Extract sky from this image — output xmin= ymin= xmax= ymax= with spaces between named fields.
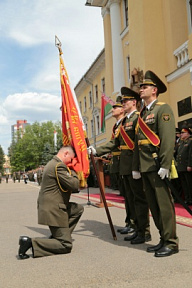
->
xmin=0 ymin=0 xmax=104 ymax=154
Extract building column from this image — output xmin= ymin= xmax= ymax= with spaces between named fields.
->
xmin=108 ymin=0 xmax=124 ymax=93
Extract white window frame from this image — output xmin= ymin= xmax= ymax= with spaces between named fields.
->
xmin=186 ymin=0 xmax=192 ymax=34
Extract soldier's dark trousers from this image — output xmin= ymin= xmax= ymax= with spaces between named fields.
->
xmin=123 ymin=174 xmax=150 ymax=236
xmin=178 ymin=171 xmax=192 ymax=204
xmin=32 ymin=203 xmax=84 ymax=258
xmin=142 ymin=171 xmax=179 ymax=249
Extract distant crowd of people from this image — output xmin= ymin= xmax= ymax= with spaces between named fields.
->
xmin=0 ymin=166 xmax=44 ymax=186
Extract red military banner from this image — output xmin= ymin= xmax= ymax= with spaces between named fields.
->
xmin=58 ymin=49 xmax=89 ymax=187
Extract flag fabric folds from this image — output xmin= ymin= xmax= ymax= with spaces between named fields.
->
xmin=101 ymin=93 xmax=115 ymax=132
xmin=59 ymin=51 xmax=89 ymax=187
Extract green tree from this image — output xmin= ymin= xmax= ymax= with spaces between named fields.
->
xmin=9 ymin=121 xmax=63 ymax=171
xmin=0 ymin=145 xmax=5 ymax=173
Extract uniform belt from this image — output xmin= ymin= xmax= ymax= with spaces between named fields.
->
xmin=138 ymin=139 xmax=151 ymax=145
xmin=112 ymin=151 xmax=121 ymax=156
xmin=120 ymin=145 xmax=129 ymax=150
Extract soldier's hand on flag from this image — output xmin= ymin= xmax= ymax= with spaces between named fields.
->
xmin=132 ymin=171 xmax=141 ymax=179
xmin=87 ymin=146 xmax=97 ymax=156
xmin=158 ymin=168 xmax=169 ymax=179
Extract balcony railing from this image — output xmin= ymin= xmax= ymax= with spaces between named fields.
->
xmin=174 ymin=41 xmax=189 ymax=68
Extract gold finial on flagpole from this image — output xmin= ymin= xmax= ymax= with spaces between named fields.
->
xmin=55 ymin=35 xmax=62 ymax=55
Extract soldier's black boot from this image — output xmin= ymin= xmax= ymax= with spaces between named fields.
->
xmin=18 ymin=236 xmax=32 ymax=259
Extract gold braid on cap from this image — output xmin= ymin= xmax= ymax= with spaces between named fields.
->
xmin=122 ymin=95 xmax=135 ymax=99
xmin=141 ymin=80 xmax=157 ymax=86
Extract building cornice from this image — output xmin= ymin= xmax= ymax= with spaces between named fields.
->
xmin=74 ymin=49 xmax=105 ymax=95
xmin=108 ymin=0 xmax=121 ymax=6
xmin=85 ymin=0 xmax=108 ymax=8
xmin=166 ymin=60 xmax=192 ymax=83
xmin=101 ymin=6 xmax=110 ymax=18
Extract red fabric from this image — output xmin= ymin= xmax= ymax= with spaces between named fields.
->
xmin=138 ymin=109 xmax=160 ymax=146
xmin=174 ymin=203 xmax=192 ymax=219
xmin=59 ymin=54 xmax=89 ymax=185
xmin=78 ymin=192 xmax=192 ymax=227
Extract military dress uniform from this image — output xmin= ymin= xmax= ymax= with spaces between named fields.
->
xmin=12 ymin=172 xmax=16 ymax=183
xmin=37 ymin=167 xmax=43 ymax=185
xmin=133 ymin=70 xmax=179 ymax=256
xmin=30 ymin=155 xmax=84 ymax=258
xmin=176 ymin=128 xmax=192 ymax=205
xmin=171 ymin=129 xmax=183 ymax=202
xmin=97 ymin=89 xmax=150 ymax=243
xmin=17 ymin=172 xmax=21 ymax=183
xmin=6 ymin=174 xmax=9 ymax=183
xmin=109 ymin=121 xmax=123 ymax=193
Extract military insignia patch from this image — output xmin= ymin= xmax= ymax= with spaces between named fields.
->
xmin=162 ymin=114 xmax=170 ymax=121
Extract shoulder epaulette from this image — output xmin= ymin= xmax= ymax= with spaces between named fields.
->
xmin=135 ymin=111 xmax=140 ymax=115
xmin=156 ymin=102 xmax=165 ymax=106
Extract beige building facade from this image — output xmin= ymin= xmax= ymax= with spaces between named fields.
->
xmin=75 ymin=0 xmax=192 ymax=147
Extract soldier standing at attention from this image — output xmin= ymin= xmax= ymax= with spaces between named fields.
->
xmin=6 ymin=173 xmax=9 ymax=183
xmin=176 ymin=125 xmax=192 ymax=205
xmin=12 ymin=172 xmax=16 ymax=183
xmin=109 ymin=97 xmax=124 ymax=194
xmin=37 ymin=166 xmax=43 ymax=186
xmin=17 ymin=171 xmax=21 ymax=183
xmin=88 ymin=89 xmax=151 ymax=244
xmin=133 ymin=70 xmax=179 ymax=257
xmin=18 ymin=146 xmax=84 ymax=259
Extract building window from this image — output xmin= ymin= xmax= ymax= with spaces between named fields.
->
xmin=89 ymin=90 xmax=92 ymax=108
xmin=85 ymin=123 xmax=88 ymax=135
xmin=79 ymin=101 xmax=82 ymax=113
xmin=95 ymin=85 xmax=98 ymax=103
xmin=84 ymin=96 xmax=87 ymax=112
xmin=101 ymin=78 xmax=105 ymax=93
xmin=91 ymin=119 xmax=94 ymax=137
xmin=127 ymin=56 xmax=131 ymax=83
xmin=96 ymin=115 xmax=100 ymax=135
xmin=124 ymin=0 xmax=128 ymax=27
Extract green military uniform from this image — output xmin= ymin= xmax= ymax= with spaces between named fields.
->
xmin=37 ymin=167 xmax=43 ymax=185
xmin=0 ymin=172 xmax=2 ymax=183
xmin=133 ymin=70 xmax=179 ymax=254
xmin=31 ymin=155 xmax=84 ymax=258
xmin=28 ymin=171 xmax=34 ymax=182
xmin=6 ymin=174 xmax=9 ymax=183
xmin=176 ymin=127 xmax=192 ymax=205
xmin=109 ymin=121 xmax=123 ymax=192
xmin=12 ymin=172 xmax=16 ymax=183
xmin=171 ymin=128 xmax=182 ymax=202
xmin=97 ymin=89 xmax=150 ymax=242
xmin=17 ymin=172 xmax=21 ymax=183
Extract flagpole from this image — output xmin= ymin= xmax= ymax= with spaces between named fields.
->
xmin=85 ymin=138 xmax=117 ymax=240
xmin=55 ymin=36 xmax=117 ymax=240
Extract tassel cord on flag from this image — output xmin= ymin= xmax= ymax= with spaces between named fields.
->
xmin=86 ymin=138 xmax=117 ymax=240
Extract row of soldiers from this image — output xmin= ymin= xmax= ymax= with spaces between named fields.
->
xmin=173 ymin=126 xmax=192 ymax=205
xmin=23 ymin=166 xmax=44 ymax=185
xmin=88 ymin=70 xmax=179 ymax=258
xmin=8 ymin=167 xmax=44 ymax=185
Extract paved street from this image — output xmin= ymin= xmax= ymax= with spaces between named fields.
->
xmin=0 ymin=179 xmax=192 ymax=288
